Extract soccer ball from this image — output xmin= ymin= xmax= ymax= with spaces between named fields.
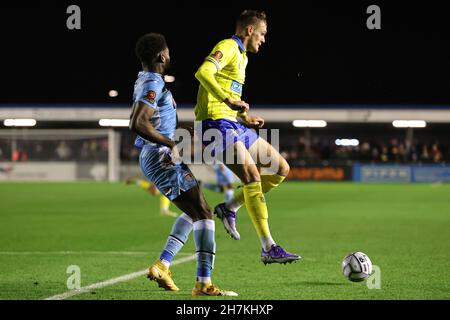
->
xmin=342 ymin=252 xmax=373 ymax=282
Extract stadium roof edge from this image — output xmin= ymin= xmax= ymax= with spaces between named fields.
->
xmin=1 ymin=106 xmax=450 ymax=123
xmin=1 ymin=103 xmax=450 ymax=110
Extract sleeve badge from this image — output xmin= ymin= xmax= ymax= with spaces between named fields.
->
xmin=145 ymin=90 xmax=156 ymax=104
xmin=210 ymin=50 xmax=223 ymax=62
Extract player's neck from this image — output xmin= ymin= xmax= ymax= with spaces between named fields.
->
xmin=234 ymin=34 xmax=248 ymax=51
xmin=143 ymin=64 xmax=165 ymax=75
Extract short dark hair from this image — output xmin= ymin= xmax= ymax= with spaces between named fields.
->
xmin=236 ymin=10 xmax=267 ymax=30
xmin=135 ymin=33 xmax=167 ymax=67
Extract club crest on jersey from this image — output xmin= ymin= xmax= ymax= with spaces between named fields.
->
xmin=210 ymin=50 xmax=223 ymax=62
xmin=145 ymin=90 xmax=156 ymax=103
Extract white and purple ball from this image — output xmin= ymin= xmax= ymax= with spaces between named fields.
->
xmin=342 ymin=252 xmax=373 ymax=282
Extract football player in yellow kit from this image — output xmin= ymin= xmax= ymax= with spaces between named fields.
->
xmin=194 ymin=10 xmax=300 ymax=265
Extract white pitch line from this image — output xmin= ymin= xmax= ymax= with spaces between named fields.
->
xmin=0 ymin=251 xmax=192 ymax=256
xmin=44 ymin=254 xmax=196 ymax=300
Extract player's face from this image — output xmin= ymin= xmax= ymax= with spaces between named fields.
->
xmin=161 ymin=47 xmax=171 ymax=71
xmin=248 ymin=21 xmax=267 ymax=53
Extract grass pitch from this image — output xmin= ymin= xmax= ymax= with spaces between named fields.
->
xmin=0 ymin=182 xmax=449 ymax=300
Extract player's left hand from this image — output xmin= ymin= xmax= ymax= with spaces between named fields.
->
xmin=242 ymin=115 xmax=265 ymax=129
xmin=171 ymin=145 xmax=182 ymax=165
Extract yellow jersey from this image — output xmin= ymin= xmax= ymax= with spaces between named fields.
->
xmin=194 ymin=36 xmax=248 ymax=121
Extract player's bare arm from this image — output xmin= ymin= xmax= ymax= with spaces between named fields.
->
xmin=129 ymin=101 xmax=175 ymax=149
xmin=223 ymin=97 xmax=250 ymax=113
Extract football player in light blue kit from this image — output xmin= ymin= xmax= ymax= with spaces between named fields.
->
xmin=129 ymin=33 xmax=237 ymax=296
xmin=202 ymin=162 xmax=236 ymax=202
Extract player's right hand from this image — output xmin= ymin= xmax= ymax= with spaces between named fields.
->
xmin=171 ymin=145 xmax=182 ymax=165
xmin=224 ymin=98 xmax=249 ymax=113
xmin=242 ymin=115 xmax=265 ymax=129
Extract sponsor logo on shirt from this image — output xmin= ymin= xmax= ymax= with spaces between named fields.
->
xmin=230 ymin=81 xmax=243 ymax=95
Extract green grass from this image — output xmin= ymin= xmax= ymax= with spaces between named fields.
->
xmin=0 ymin=182 xmax=449 ymax=300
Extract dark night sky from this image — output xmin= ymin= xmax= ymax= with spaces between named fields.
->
xmin=0 ymin=1 xmax=449 ymax=105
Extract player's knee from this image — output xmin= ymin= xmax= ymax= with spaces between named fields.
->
xmin=243 ymin=170 xmax=261 ymax=184
xmin=197 ymin=199 xmax=213 ymax=219
xmin=250 ymin=170 xmax=261 ymax=182
xmin=199 ymin=207 xmax=213 ymax=220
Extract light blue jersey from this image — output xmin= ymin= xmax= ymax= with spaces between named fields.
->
xmin=133 ymin=71 xmax=177 ymax=149
xmin=132 ymin=71 xmax=197 ymax=201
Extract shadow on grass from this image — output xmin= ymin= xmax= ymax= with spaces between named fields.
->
xmin=297 ymin=281 xmax=347 ymax=286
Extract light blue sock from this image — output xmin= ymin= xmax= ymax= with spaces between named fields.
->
xmin=159 ymin=213 xmax=193 ymax=265
xmin=193 ymin=219 xmax=216 ymax=284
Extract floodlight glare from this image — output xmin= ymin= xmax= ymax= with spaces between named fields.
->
xmin=292 ymin=120 xmax=327 ymax=128
xmin=99 ymin=119 xmax=130 ymax=127
xmin=108 ymin=90 xmax=119 ymax=97
xmin=392 ymin=120 xmax=426 ymax=128
xmin=335 ymin=139 xmax=359 ymax=147
xmin=4 ymin=119 xmax=37 ymax=127
xmin=164 ymin=75 xmax=175 ymax=83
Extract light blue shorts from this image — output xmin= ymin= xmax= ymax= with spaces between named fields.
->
xmin=139 ymin=144 xmax=198 ymax=201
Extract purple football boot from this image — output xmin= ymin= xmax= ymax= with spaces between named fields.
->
xmin=261 ymin=244 xmax=301 ymax=265
xmin=214 ymin=203 xmax=240 ymax=240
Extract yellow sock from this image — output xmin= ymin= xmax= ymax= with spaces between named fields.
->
xmin=243 ymin=182 xmax=271 ymax=238
xmin=137 ymin=179 xmax=151 ymax=190
xmin=160 ymin=195 xmax=171 ymax=211
xmin=234 ymin=174 xmax=286 ymax=206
